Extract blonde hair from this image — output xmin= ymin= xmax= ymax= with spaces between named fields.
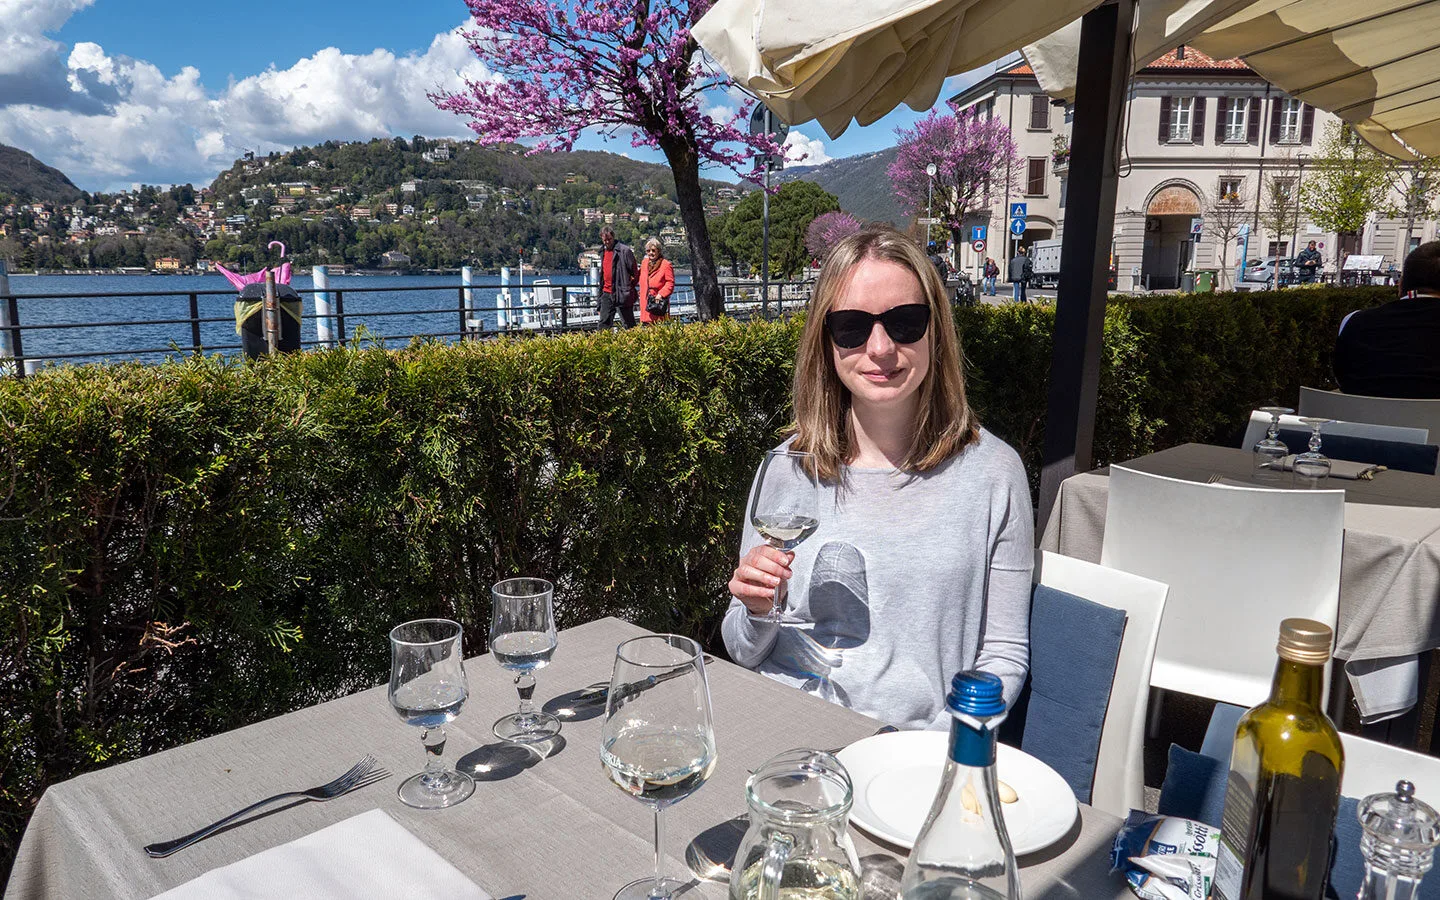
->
xmin=791 ymin=226 xmax=979 ymax=480
xmin=644 ymin=238 xmax=664 ymax=256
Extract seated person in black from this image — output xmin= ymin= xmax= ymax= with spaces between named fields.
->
xmin=1334 ymin=240 xmax=1440 ymax=398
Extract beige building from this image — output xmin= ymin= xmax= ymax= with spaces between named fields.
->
xmin=949 ymin=50 xmax=1437 ymax=290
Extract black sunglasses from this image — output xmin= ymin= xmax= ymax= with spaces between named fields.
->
xmin=824 ymin=304 xmax=932 ymax=349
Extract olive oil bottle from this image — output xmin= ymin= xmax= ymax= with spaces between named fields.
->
xmin=1212 ymin=618 xmax=1345 ymax=900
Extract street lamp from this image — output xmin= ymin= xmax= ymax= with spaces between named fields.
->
xmin=925 ymin=163 xmax=937 ymax=245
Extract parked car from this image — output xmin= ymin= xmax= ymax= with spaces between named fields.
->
xmin=1233 ymin=257 xmax=1297 ymax=291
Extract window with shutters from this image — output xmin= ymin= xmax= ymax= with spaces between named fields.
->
xmin=1029 ymin=93 xmax=1051 ymax=130
xmin=1026 ymin=158 xmax=1046 ymax=195
xmin=1273 ymin=176 xmax=1296 ymax=204
xmin=1218 ymin=177 xmax=1244 ymax=203
xmin=1223 ymin=99 xmax=1248 ymax=143
xmin=1278 ymin=99 xmax=1303 ymax=143
xmin=1170 ymin=97 xmax=1193 ymax=143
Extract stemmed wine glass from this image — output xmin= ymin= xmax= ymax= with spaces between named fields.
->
xmin=748 ymin=448 xmax=820 ymax=624
xmin=388 ymin=618 xmax=476 ymax=809
xmin=1253 ymin=406 xmax=1295 ymax=475
xmin=601 ymin=635 xmax=716 ymax=900
xmin=490 ymin=577 xmax=562 ymax=743
xmin=1294 ymin=417 xmax=1337 ymax=485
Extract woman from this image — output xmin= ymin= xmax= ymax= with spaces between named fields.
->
xmin=984 ymin=257 xmax=1000 ymax=296
xmin=723 ymin=226 xmax=1032 ymax=730
xmin=637 ymin=238 xmax=674 ymax=324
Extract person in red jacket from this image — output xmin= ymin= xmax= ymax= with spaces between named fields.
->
xmin=638 ymin=238 xmax=675 ymax=325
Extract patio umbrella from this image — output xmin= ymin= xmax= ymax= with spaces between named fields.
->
xmin=692 ymin=0 xmax=1101 ymax=137
xmin=1024 ymin=0 xmax=1440 ymax=158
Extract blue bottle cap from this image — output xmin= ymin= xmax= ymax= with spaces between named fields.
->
xmin=947 ymin=671 xmax=1006 ymax=718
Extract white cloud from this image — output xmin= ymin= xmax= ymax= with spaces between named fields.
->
xmin=782 ymin=131 xmax=831 ymax=167
xmin=0 ymin=13 xmax=492 ymax=191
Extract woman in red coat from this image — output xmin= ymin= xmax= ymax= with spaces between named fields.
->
xmin=638 ymin=238 xmax=675 ymax=324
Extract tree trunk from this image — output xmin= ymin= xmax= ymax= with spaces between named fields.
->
xmin=660 ymin=138 xmax=723 ymax=319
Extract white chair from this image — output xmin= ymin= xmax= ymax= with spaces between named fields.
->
xmin=1100 ymin=466 xmax=1344 ymax=709
xmin=1300 ymin=386 xmax=1440 ymax=443
xmin=1340 ymin=732 xmax=1440 ymax=800
xmin=1033 ymin=550 xmax=1169 ymax=820
xmin=1240 ymin=410 xmax=1428 ymax=450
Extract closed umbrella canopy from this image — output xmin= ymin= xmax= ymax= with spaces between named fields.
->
xmin=1025 ymin=0 xmax=1440 ymax=159
xmin=692 ymin=0 xmax=1102 ymax=137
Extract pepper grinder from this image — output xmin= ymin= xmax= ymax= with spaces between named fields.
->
xmin=1357 ymin=780 xmax=1440 ymax=900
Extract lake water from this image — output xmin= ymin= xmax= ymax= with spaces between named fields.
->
xmin=0 ymin=272 xmax=629 ymax=367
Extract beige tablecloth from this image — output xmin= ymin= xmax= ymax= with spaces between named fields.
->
xmin=1040 ymin=444 xmax=1440 ymax=722
xmin=5 ymin=618 xmax=1131 ymax=900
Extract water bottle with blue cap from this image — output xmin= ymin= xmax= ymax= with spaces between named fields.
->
xmin=899 ymin=671 xmax=1021 ymax=899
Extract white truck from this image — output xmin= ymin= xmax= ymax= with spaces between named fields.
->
xmin=1029 ymin=238 xmax=1063 ymax=288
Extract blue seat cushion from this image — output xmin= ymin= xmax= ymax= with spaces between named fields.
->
xmin=1276 ymin=427 xmax=1439 ymax=476
xmin=1007 ymin=584 xmax=1126 ymax=805
xmin=1158 ymin=744 xmax=1227 ymax=828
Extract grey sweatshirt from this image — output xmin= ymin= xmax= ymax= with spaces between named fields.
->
xmin=722 ymin=428 xmax=1034 ymax=730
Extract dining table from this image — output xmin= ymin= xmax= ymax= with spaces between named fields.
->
xmin=4 ymin=617 xmax=1133 ymax=900
xmin=1039 ymin=442 xmax=1440 ymax=730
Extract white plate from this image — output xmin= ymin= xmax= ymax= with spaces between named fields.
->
xmin=836 ymin=730 xmax=1078 ymax=855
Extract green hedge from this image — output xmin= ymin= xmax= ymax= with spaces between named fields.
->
xmin=0 ymin=285 xmax=1396 ymax=876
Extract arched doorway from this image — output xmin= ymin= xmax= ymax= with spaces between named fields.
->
xmin=1142 ymin=184 xmax=1201 ymax=290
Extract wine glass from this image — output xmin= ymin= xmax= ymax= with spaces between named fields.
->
xmin=1293 ymin=417 xmax=1336 ymax=485
xmin=388 ymin=618 xmax=476 ymax=809
xmin=1253 ymin=406 xmax=1295 ymax=476
xmin=601 ymin=635 xmax=716 ymax=900
xmin=490 ymin=577 xmax=562 ymax=743
xmin=748 ymin=448 xmax=820 ymax=625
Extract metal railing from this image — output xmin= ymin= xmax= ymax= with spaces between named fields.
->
xmin=0 ymin=276 xmax=815 ymax=376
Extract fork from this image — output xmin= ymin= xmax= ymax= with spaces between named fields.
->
xmin=144 ymin=755 xmax=390 ymax=858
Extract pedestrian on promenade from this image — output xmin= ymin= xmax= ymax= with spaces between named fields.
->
xmin=1295 ymin=240 xmax=1323 ymax=284
xmin=638 ymin=238 xmax=674 ymax=325
xmin=983 ymin=257 xmax=999 ymax=296
xmin=1008 ymin=246 xmax=1032 ymax=303
xmin=722 ymin=225 xmax=1032 ymax=728
xmin=598 ymin=226 xmax=638 ymax=329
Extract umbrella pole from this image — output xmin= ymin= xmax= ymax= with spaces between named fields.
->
xmin=1038 ymin=0 xmax=1135 ymax=530
xmin=263 ymin=268 xmax=279 ymax=356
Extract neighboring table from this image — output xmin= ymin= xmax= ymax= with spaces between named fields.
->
xmin=5 ymin=617 xmax=1130 ymax=900
xmin=1040 ymin=443 xmax=1440 ymax=725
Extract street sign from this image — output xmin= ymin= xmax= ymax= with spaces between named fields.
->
xmin=747 ymin=104 xmax=789 ymax=143
xmin=969 ymin=225 xmax=987 ymax=242
xmin=917 ymin=217 xmax=941 ymax=225
xmin=1190 ymin=217 xmax=1204 ymax=235
xmin=972 ymin=239 xmax=986 ymax=253
xmin=1009 ymin=218 xmax=1027 ymax=237
xmin=1010 ymin=202 xmax=1027 ymax=219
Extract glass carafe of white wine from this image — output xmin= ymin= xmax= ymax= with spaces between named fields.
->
xmin=729 ymin=748 xmax=862 ymax=900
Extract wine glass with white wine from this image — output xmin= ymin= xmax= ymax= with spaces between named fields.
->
xmin=600 ymin=635 xmax=716 ymax=900
xmin=748 ymin=448 xmax=820 ymax=625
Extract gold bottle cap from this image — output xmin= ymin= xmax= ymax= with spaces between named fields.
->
xmin=1277 ymin=618 xmax=1333 ymax=665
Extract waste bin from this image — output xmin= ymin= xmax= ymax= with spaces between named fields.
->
xmin=1180 ymin=271 xmax=1196 ymax=293
xmin=1195 ymin=270 xmax=1216 ymax=293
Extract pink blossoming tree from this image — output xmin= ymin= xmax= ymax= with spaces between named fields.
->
xmin=432 ymin=0 xmax=786 ymax=319
xmin=887 ymin=108 xmax=1020 ymax=254
xmin=804 ymin=211 xmax=864 ymax=263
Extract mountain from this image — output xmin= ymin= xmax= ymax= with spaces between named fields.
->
xmin=0 ymin=144 xmax=83 ymax=204
xmin=776 ymin=148 xmax=905 ymax=225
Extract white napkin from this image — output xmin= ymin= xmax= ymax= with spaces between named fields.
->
xmin=150 ymin=809 xmax=492 ymax=900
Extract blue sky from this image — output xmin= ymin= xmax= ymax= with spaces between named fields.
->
xmin=1 ymin=0 xmax=1000 ymax=191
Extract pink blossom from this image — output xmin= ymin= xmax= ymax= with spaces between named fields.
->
xmin=887 ymin=108 xmax=1021 ymax=239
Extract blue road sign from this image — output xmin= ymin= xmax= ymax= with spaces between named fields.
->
xmin=1009 ymin=218 xmax=1027 ymax=237
xmin=1009 ymin=202 xmax=1027 ymax=219
xmin=970 ymin=225 xmax=988 ymax=242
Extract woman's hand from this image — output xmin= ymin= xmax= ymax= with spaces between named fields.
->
xmin=728 ymin=544 xmax=795 ymax=615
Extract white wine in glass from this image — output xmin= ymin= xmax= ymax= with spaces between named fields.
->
xmin=748 ymin=449 xmax=820 ymax=624
xmin=600 ymin=635 xmax=716 ymax=900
